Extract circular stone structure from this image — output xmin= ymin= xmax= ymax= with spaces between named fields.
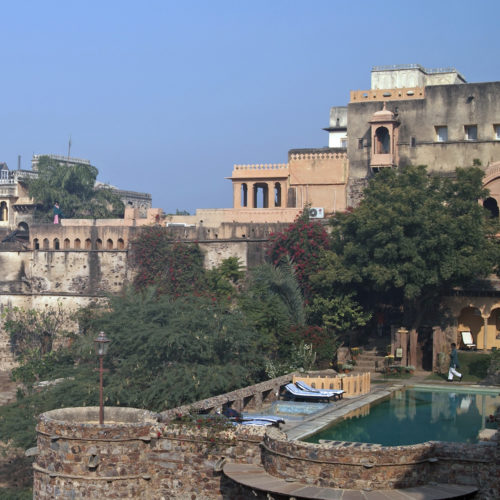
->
xmin=33 ymin=407 xmax=160 ymax=499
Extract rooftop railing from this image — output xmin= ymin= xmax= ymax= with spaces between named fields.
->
xmin=372 ymin=64 xmax=459 ymax=74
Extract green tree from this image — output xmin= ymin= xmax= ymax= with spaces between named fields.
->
xmin=240 ymin=261 xmax=305 ymax=359
xmin=27 ymin=155 xmax=124 ymax=221
xmin=0 ymin=289 xmax=267 ymax=449
xmin=327 ymin=165 xmax=500 ymax=334
xmin=206 ymin=257 xmax=245 ymax=301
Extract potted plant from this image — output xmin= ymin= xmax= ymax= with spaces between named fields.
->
xmin=342 ymin=362 xmax=354 ymax=373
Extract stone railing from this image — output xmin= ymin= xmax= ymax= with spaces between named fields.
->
xmin=484 ymin=162 xmax=500 ymax=185
xmin=350 ymin=87 xmax=425 ymax=102
xmin=289 ymin=151 xmax=347 ymax=161
xmin=233 ymin=163 xmax=288 ymax=171
xmin=292 ymin=373 xmax=370 ymax=397
xmin=160 ymin=374 xmax=293 ymax=421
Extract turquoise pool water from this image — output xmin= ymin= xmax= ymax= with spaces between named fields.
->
xmin=244 ymin=401 xmax=329 ymax=421
xmin=305 ymin=387 xmax=500 ymax=445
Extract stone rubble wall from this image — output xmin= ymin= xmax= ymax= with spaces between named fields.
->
xmin=261 ymin=427 xmax=499 ymax=496
xmin=33 ymin=406 xmax=269 ymax=499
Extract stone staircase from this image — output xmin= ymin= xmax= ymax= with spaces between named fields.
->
xmin=351 ymin=338 xmax=389 ymax=374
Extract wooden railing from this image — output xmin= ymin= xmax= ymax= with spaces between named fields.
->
xmin=292 ymin=372 xmax=370 ymax=397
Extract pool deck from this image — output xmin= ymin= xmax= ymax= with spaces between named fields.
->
xmin=283 ymin=379 xmax=500 ymax=441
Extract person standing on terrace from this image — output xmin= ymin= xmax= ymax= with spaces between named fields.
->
xmin=53 ymin=202 xmax=62 ymax=224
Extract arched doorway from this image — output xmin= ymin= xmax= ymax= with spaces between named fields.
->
xmin=457 ymin=307 xmax=483 ymax=349
xmin=483 ymin=197 xmax=499 ymax=218
xmin=0 ymin=201 xmax=8 ymax=222
xmin=375 ymin=126 xmax=390 ymax=154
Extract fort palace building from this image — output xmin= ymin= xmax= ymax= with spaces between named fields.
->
xmin=0 ymin=64 xmax=499 ymax=370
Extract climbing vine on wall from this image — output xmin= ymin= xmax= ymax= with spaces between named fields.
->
xmin=267 ymin=211 xmax=330 ymax=298
xmin=131 ymin=226 xmax=207 ymax=297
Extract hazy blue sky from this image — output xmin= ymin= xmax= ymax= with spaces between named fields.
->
xmin=1 ymin=1 xmax=499 ymax=213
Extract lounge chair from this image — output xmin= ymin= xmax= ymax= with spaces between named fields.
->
xmin=221 ymin=407 xmax=284 ymax=427
xmin=294 ymin=380 xmax=344 ymax=400
xmin=461 ymin=331 xmax=476 ymax=350
xmin=238 ymin=416 xmax=285 ymax=427
xmin=284 ymin=383 xmax=337 ymax=402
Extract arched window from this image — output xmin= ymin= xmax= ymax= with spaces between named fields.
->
xmin=43 ymin=238 xmax=49 ymax=250
xmin=74 ymin=238 xmax=81 ymax=249
xmin=483 ymin=197 xmax=499 ymax=218
xmin=375 ymin=126 xmax=390 ymax=154
xmin=85 ymin=238 xmax=92 ymax=250
xmin=117 ymin=238 xmax=125 ymax=250
xmin=0 ymin=201 xmax=8 ymax=222
xmin=96 ymin=238 xmax=102 ymax=250
xmin=18 ymin=222 xmax=29 ymax=232
xmin=33 ymin=238 xmax=39 ymax=250
xmin=64 ymin=238 xmax=70 ymax=249
xmin=106 ymin=238 xmax=113 ymax=249
xmin=53 ymin=238 xmax=60 ymax=250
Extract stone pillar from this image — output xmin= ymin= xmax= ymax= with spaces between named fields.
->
xmin=483 ymin=316 xmax=488 ymax=351
xmin=267 ymin=182 xmax=273 ymax=209
xmin=397 ymin=328 xmax=409 ymax=366
xmin=280 ymin=181 xmax=288 ymax=208
xmin=233 ymin=182 xmax=242 ymax=209
xmin=409 ymin=329 xmax=418 ymax=368
xmin=248 ymin=182 xmax=255 ymax=208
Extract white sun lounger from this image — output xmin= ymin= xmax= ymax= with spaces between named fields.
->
xmin=461 ymin=331 xmax=476 ymax=350
xmin=294 ymin=380 xmax=344 ymax=400
xmin=284 ymin=383 xmax=337 ymax=402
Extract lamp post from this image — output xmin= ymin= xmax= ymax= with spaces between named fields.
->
xmin=94 ymin=331 xmax=110 ymax=425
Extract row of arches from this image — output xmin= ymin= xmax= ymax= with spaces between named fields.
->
xmin=240 ymin=181 xmax=284 ymax=208
xmin=33 ymin=238 xmax=126 ymax=251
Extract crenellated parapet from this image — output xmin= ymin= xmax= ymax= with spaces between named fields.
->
xmin=230 ymin=163 xmax=289 ymax=180
xmin=233 ymin=163 xmax=288 ymax=171
xmin=289 ymin=151 xmax=347 ymax=161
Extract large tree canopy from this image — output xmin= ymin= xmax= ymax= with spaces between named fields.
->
xmin=28 ymin=155 xmax=124 ymax=220
xmin=325 ymin=165 xmax=500 ymax=331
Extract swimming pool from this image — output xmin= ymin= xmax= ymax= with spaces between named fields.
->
xmin=244 ymin=400 xmax=329 ymax=422
xmin=305 ymin=386 xmax=500 ymax=445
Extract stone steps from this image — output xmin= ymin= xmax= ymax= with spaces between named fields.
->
xmin=352 ymin=349 xmax=387 ymax=373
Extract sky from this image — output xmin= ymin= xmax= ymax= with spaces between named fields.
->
xmin=1 ymin=0 xmax=499 ymax=214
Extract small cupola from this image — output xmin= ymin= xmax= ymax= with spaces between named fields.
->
xmin=369 ymin=102 xmax=399 ymax=172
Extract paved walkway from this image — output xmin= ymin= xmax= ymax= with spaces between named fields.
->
xmin=223 ymin=463 xmax=478 ymax=500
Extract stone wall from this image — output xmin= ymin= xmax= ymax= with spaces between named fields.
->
xmin=0 ymin=221 xmax=280 ymax=370
xmin=33 ymin=397 xmax=500 ymax=499
xmin=261 ymin=427 xmax=499 ymax=495
xmin=347 ymin=81 xmax=500 ymax=188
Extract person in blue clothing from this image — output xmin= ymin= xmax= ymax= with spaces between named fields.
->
xmin=448 ymin=343 xmax=462 ymax=382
